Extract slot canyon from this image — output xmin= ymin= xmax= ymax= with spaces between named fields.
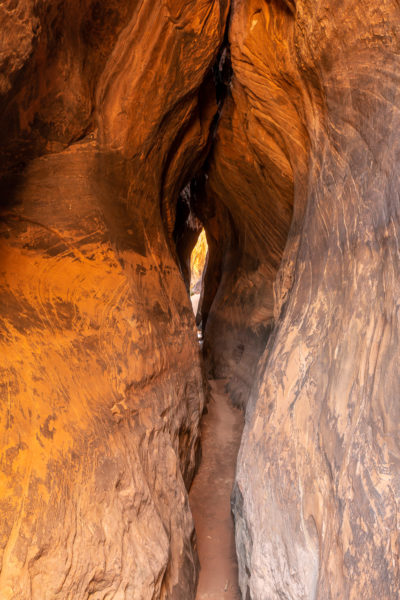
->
xmin=1 ymin=0 xmax=400 ymax=598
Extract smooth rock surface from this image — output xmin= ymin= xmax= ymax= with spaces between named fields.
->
xmin=202 ymin=0 xmax=308 ymax=406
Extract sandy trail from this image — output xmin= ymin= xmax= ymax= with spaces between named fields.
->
xmin=189 ymin=379 xmax=244 ymax=600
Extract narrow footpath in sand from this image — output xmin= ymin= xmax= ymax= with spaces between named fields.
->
xmin=189 ymin=379 xmax=244 ymax=600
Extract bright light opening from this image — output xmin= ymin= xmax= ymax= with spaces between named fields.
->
xmin=190 ymin=228 xmax=208 ymax=316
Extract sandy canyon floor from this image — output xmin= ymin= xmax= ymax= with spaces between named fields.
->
xmin=189 ymin=379 xmax=244 ymax=600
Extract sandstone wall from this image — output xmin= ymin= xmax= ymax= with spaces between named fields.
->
xmin=227 ymin=1 xmax=400 ymax=597
xmin=202 ymin=0 xmax=309 ymax=406
xmin=0 ymin=1 xmax=228 ymax=598
xmin=2 ymin=0 xmax=400 ymax=598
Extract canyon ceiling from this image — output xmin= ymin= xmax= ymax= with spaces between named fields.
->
xmin=1 ymin=0 xmax=400 ymax=599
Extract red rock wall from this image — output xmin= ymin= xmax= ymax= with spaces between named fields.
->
xmin=0 ymin=1 xmax=228 ymax=598
xmin=202 ymin=0 xmax=309 ymax=405
xmin=225 ymin=1 xmax=400 ymax=597
xmin=2 ymin=0 xmax=400 ymax=598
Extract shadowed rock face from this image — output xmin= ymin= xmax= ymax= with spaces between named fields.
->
xmin=2 ymin=0 xmax=400 ymax=599
xmin=202 ymin=0 xmax=309 ymax=405
xmin=223 ymin=1 xmax=400 ymax=598
xmin=0 ymin=1 xmax=228 ymax=598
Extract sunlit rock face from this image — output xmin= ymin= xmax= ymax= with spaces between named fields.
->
xmin=0 ymin=1 xmax=228 ymax=598
xmin=190 ymin=230 xmax=208 ymax=295
xmin=227 ymin=1 xmax=400 ymax=598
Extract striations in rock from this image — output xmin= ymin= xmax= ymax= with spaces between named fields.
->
xmin=2 ymin=0 xmax=400 ymax=599
xmin=202 ymin=0 xmax=309 ymax=407
xmin=0 ymin=1 xmax=228 ymax=599
xmin=225 ymin=1 xmax=400 ymax=599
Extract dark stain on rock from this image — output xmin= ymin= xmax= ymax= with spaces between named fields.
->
xmin=40 ymin=414 xmax=57 ymax=439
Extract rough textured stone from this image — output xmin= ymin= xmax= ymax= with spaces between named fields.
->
xmin=0 ymin=1 xmax=228 ymax=598
xmin=226 ymin=1 xmax=400 ymax=598
xmin=2 ymin=0 xmax=400 ymax=598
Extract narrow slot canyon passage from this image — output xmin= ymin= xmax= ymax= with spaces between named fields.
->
xmin=189 ymin=380 xmax=243 ymax=600
xmin=2 ymin=1 xmax=400 ymax=599
xmin=186 ymin=228 xmax=243 ymax=597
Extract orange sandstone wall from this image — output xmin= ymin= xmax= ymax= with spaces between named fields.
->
xmin=0 ymin=1 xmax=228 ymax=598
xmin=2 ymin=0 xmax=400 ymax=598
xmin=202 ymin=0 xmax=309 ymax=405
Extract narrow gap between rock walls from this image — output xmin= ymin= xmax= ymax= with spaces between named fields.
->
xmin=172 ymin=188 xmax=244 ymax=600
xmin=172 ymin=188 xmax=243 ymax=599
xmin=167 ymin=21 xmax=245 ymax=598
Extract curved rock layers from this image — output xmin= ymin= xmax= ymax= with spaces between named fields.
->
xmin=202 ymin=0 xmax=309 ymax=406
xmin=227 ymin=1 xmax=400 ymax=598
xmin=2 ymin=0 xmax=400 ymax=598
xmin=0 ymin=1 xmax=228 ymax=598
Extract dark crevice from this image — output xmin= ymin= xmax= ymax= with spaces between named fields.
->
xmin=158 ymin=6 xmax=233 ymax=255
xmin=170 ymin=18 xmax=233 ymax=329
xmin=173 ymin=184 xmax=203 ymax=293
xmin=213 ymin=15 xmax=233 ymax=111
